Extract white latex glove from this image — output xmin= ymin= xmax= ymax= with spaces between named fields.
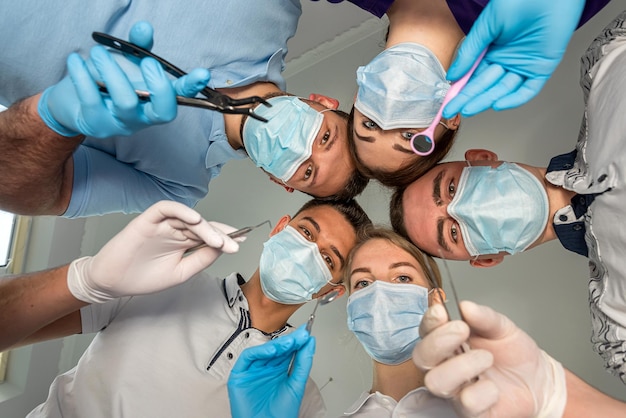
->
xmin=413 ymin=301 xmax=566 ymax=418
xmin=67 ymin=200 xmax=241 ymax=303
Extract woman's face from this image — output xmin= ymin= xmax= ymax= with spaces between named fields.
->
xmin=352 ymin=108 xmax=453 ymax=173
xmin=347 ymin=238 xmax=431 ymax=294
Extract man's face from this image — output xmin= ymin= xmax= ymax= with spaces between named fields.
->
xmin=286 ymin=205 xmax=358 ymax=296
xmin=273 ymin=102 xmax=355 ymax=198
xmin=402 ymin=160 xmax=503 ymax=261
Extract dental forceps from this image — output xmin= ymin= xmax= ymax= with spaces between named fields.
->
xmin=91 ymin=32 xmax=271 ymax=122
xmin=423 ymin=252 xmax=470 ymax=353
xmin=183 ymin=220 xmax=271 ymax=256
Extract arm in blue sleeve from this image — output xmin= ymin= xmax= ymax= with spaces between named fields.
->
xmin=65 ymin=145 xmax=200 ymax=218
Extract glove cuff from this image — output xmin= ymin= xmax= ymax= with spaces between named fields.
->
xmin=38 ymin=87 xmax=81 ymax=137
xmin=535 ymin=350 xmax=567 ymax=418
xmin=67 ymin=256 xmax=113 ymax=304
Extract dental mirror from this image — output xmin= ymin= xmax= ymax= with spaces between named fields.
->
xmin=306 ymin=289 xmax=340 ymax=333
xmin=410 ymin=48 xmax=487 ymax=156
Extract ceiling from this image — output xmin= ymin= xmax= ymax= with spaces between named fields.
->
xmin=286 ymin=1 xmax=377 ymax=62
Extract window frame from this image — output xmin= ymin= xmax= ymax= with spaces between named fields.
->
xmin=0 ymin=215 xmax=31 ymax=383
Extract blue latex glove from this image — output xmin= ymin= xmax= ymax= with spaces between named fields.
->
xmin=227 ymin=325 xmax=316 ymax=418
xmin=442 ymin=0 xmax=585 ymax=118
xmin=38 ymin=22 xmax=210 ymax=138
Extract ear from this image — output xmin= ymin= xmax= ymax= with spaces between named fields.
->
xmin=308 ymin=93 xmax=340 ymax=110
xmin=469 ymin=255 xmax=504 ymax=268
xmin=429 ymin=288 xmax=446 ymax=306
xmin=270 ymin=215 xmax=292 ymax=237
xmin=443 ymin=114 xmax=462 ymax=131
xmin=323 ymin=284 xmax=346 ymax=299
xmin=267 ymin=175 xmax=294 ymax=193
xmin=465 ymin=149 xmax=498 ymax=162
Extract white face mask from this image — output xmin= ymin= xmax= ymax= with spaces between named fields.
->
xmin=243 ymin=96 xmax=324 ymax=183
xmin=355 ymin=42 xmax=450 ymax=130
xmin=347 ymin=280 xmax=429 ymax=365
xmin=259 ymin=226 xmax=335 ymax=305
xmin=447 ymin=162 xmax=550 ymax=256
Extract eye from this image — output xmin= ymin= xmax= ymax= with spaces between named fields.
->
xmin=321 ymin=130 xmax=330 ymax=144
xmin=395 ymin=275 xmax=412 ymax=284
xmin=362 ymin=119 xmax=378 ymax=130
xmin=321 ymin=253 xmax=335 ymax=270
xmin=451 ymin=223 xmax=458 ymax=243
xmin=448 ymin=179 xmax=456 ymax=199
xmin=401 ymin=131 xmax=413 ymax=140
xmin=304 ymin=164 xmax=313 ymax=180
xmin=353 ymin=279 xmax=371 ymax=290
xmin=299 ymin=226 xmax=313 ymax=240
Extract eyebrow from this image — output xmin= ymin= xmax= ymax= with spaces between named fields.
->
xmin=390 ymin=261 xmax=416 ymax=269
xmin=354 ymin=131 xmax=375 ymax=143
xmin=392 ymin=143 xmax=414 ymax=155
xmin=332 ymin=245 xmax=346 ymax=270
xmin=437 ymin=218 xmax=451 ymax=253
xmin=302 ymin=216 xmax=320 ymax=233
xmin=350 ymin=266 xmax=371 ymax=276
xmin=432 ymin=169 xmax=445 ymax=207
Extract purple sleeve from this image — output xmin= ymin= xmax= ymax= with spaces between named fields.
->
xmin=578 ymin=0 xmax=612 ymax=28
xmin=317 ymin=0 xmax=394 ymax=18
xmin=446 ymin=0 xmax=612 ymax=35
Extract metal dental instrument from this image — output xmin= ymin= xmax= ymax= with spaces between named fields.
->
xmin=410 ymin=48 xmax=487 ymax=156
xmin=287 ymin=289 xmax=340 ymax=375
xmin=91 ymin=31 xmax=271 ymax=122
xmin=437 ymin=251 xmax=471 ymax=354
xmin=305 ymin=289 xmax=340 ymax=334
xmin=183 ymin=220 xmax=271 ymax=256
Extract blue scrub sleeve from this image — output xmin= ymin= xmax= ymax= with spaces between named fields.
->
xmin=66 ymin=146 xmax=201 ymax=218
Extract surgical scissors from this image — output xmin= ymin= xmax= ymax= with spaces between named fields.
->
xmin=183 ymin=220 xmax=271 ymax=256
xmin=91 ymin=32 xmax=271 ymax=122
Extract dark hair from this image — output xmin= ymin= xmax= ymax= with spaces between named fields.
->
xmin=295 ymin=198 xmax=373 ymax=240
xmin=348 ymin=106 xmax=459 ymax=188
xmin=343 ymin=227 xmax=442 ymax=294
xmin=389 ymin=186 xmax=410 ymax=243
xmin=322 ymin=109 xmax=369 ymax=200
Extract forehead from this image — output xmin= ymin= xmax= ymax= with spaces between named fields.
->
xmin=353 ymin=238 xmax=414 ymax=263
xmin=291 ymin=205 xmax=356 ymax=243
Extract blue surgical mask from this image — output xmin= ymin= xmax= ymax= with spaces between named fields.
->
xmin=447 ymin=162 xmax=549 ymax=257
xmin=355 ymin=42 xmax=450 ymax=130
xmin=243 ymin=96 xmax=324 ymax=183
xmin=259 ymin=225 xmax=335 ymax=305
xmin=347 ymin=281 xmax=429 ymax=365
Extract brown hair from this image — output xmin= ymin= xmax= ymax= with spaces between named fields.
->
xmin=343 ymin=227 xmax=442 ymax=294
xmin=348 ymin=106 xmax=458 ymax=188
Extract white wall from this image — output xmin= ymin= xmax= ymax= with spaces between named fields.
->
xmin=2 ymin=2 xmax=626 ymax=417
